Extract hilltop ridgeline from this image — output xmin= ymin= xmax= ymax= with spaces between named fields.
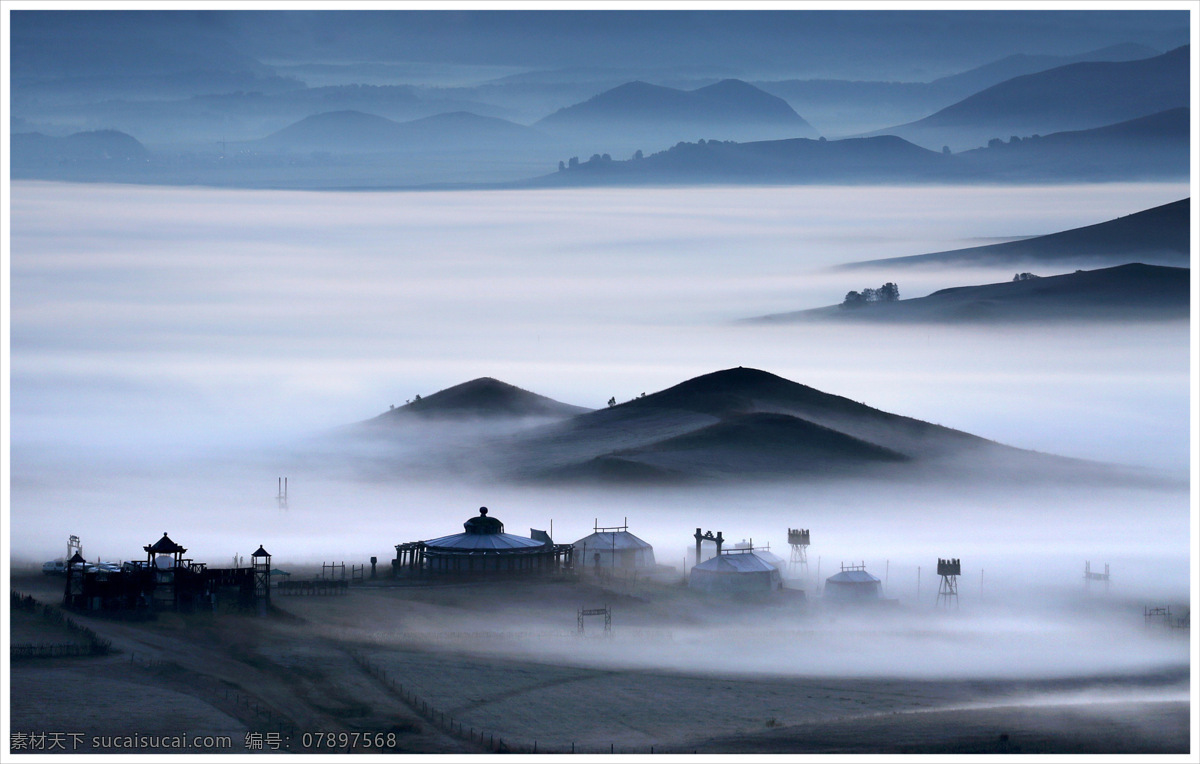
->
xmin=358 ymin=367 xmax=1086 ymax=485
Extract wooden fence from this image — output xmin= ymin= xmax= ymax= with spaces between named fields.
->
xmin=10 ymin=642 xmax=108 ymax=659
xmin=347 ymin=648 xmax=682 ymax=754
xmin=10 ymin=589 xmax=112 ymax=659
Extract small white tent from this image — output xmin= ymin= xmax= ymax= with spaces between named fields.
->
xmin=573 ymin=525 xmax=656 ymax=571
xmin=824 ymin=568 xmax=882 ymax=601
xmin=689 ymin=552 xmax=782 ymax=593
xmin=729 ymin=540 xmax=786 ymax=574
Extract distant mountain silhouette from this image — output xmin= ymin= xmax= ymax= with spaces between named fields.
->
xmin=263 ymin=110 xmax=398 ymax=148
xmin=521 ymin=104 xmax=1186 ymax=187
xmin=249 ymin=85 xmax=514 ymax=127
xmin=527 ymin=134 xmax=962 ymax=186
xmin=367 ymin=377 xmax=591 ymax=423
xmin=756 ymin=43 xmax=1162 ymax=138
xmin=11 ymin=129 xmax=150 ymax=166
xmin=955 ymin=108 xmax=1188 ymax=181
xmin=928 ymin=43 xmax=1163 ymax=102
xmin=260 ymin=109 xmax=548 ymax=153
xmin=541 ymin=79 xmax=810 ymax=128
xmin=874 ymin=46 xmax=1189 ymax=151
xmin=536 ymin=79 xmax=816 ymax=153
xmin=838 ymin=199 xmax=1190 ymax=270
xmin=753 ymin=264 xmax=1189 ymax=324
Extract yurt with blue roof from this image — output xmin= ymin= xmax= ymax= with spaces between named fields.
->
xmin=394 ymin=507 xmax=571 ymax=576
xmin=688 ymin=549 xmax=783 ymax=593
xmin=823 ymin=562 xmax=882 ymax=601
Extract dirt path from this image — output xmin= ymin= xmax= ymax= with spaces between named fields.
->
xmin=10 ymin=575 xmax=1191 ymax=755
xmin=9 ymin=577 xmax=473 ymax=754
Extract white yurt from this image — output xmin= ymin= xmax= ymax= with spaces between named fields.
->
xmin=689 ymin=551 xmax=783 ymax=593
xmin=573 ymin=521 xmax=656 ymax=571
xmin=752 ymin=549 xmax=787 ymax=572
xmin=823 ymin=567 xmax=882 ymax=602
xmin=730 ymin=540 xmax=787 ymax=573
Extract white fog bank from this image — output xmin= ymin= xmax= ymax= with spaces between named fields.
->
xmin=7 ymin=182 xmax=1192 ymax=596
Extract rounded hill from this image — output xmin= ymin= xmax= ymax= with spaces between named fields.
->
xmin=371 ymin=377 xmax=591 ymax=422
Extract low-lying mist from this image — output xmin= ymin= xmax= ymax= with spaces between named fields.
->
xmin=342 ymin=593 xmax=1191 ymax=683
xmin=8 ymin=181 xmax=1192 ymax=629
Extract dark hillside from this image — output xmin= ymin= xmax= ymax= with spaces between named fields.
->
xmin=530 ymin=134 xmax=962 ymax=186
xmin=955 ymin=108 xmax=1188 ymax=181
xmin=368 ymin=378 xmax=590 ymax=422
xmin=349 ymin=368 xmax=1120 ymax=485
xmin=11 ymin=130 xmax=151 ymax=172
xmin=756 ymin=264 xmax=1190 ymax=323
xmin=839 ymin=199 xmax=1190 ymax=269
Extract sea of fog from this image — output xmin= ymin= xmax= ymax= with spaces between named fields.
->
xmin=6 ymin=181 xmax=1193 ymax=610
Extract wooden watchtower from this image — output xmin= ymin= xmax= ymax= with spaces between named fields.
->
xmin=787 ymin=528 xmax=810 ymax=579
xmin=62 ymin=551 xmax=87 ymax=608
xmin=251 ymin=545 xmax=271 ymax=615
xmin=144 ymin=532 xmax=188 ymax=609
xmin=936 ymin=557 xmax=960 ymax=608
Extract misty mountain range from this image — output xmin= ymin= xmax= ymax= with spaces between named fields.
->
xmin=535 ymin=79 xmax=818 ymax=153
xmin=753 ymin=42 xmax=1165 ymax=136
xmin=869 ymin=46 xmax=1190 ymax=151
xmin=259 ymin=110 xmax=548 ymax=154
xmin=525 ymin=107 xmax=1189 ymax=187
xmin=352 ymin=367 xmax=1112 ymax=486
xmin=8 ymin=11 xmax=1190 ymax=189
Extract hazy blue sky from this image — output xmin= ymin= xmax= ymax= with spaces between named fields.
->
xmin=10 ymin=8 xmax=1190 ymax=82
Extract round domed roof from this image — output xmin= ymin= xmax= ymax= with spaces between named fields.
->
xmin=462 ymin=506 xmax=504 ymax=535
xmin=423 ymin=507 xmax=547 ymax=553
